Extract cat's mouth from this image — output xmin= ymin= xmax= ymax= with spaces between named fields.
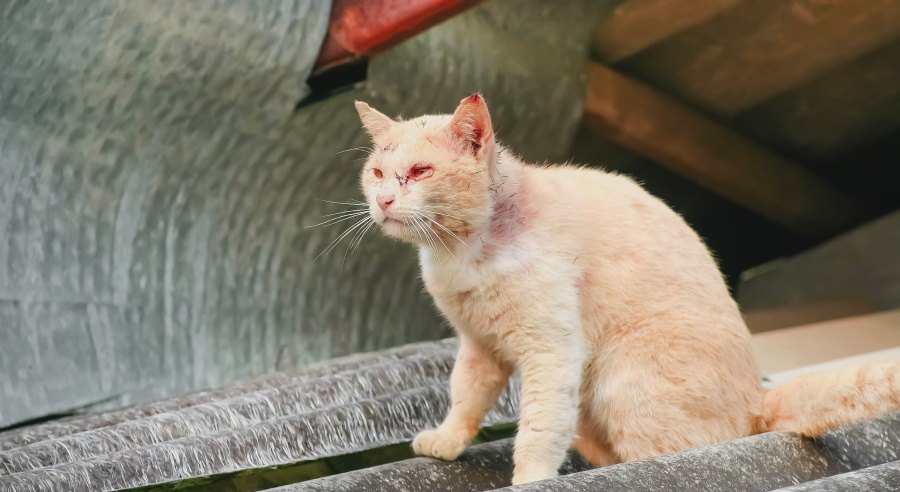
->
xmin=378 ymin=216 xmax=418 ymax=242
xmin=380 ymin=216 xmax=410 ymax=233
xmin=381 ymin=216 xmax=404 ymax=226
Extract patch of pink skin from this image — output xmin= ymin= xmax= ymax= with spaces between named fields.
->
xmin=469 ymin=184 xmax=534 ymax=263
xmin=488 ymin=193 xmax=528 ymax=243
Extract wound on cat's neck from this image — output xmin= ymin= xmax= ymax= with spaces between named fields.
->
xmin=481 ymin=150 xmax=529 ymax=250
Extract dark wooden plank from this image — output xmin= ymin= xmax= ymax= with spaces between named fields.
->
xmin=583 ymin=63 xmax=864 ymax=238
xmin=569 ymin=125 xmax=809 ymax=286
xmin=735 ymin=42 xmax=900 ymax=160
xmin=592 ymin=0 xmax=741 ymax=62
xmin=622 ymin=0 xmax=900 ymax=115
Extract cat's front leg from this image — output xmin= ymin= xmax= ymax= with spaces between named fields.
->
xmin=413 ymin=335 xmax=512 ymax=460
xmin=511 ymin=334 xmax=585 ymax=485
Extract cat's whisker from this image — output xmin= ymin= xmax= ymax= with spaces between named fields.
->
xmin=416 ymin=216 xmax=438 ymax=255
xmin=409 ymin=216 xmax=430 ymax=252
xmin=354 ymin=222 xmax=376 ymax=259
xmin=318 ymin=218 xmax=368 ymax=257
xmin=327 ymin=217 xmax=372 ymax=258
xmin=416 ymin=211 xmax=470 ymax=251
xmin=319 ymin=199 xmax=369 ymax=206
xmin=421 ymin=208 xmax=469 ymax=227
xmin=335 ymin=146 xmax=371 ymax=155
xmin=430 ymin=211 xmax=466 ymax=222
xmin=352 ymin=220 xmax=376 ymax=253
xmin=315 ymin=216 xmax=371 ymax=260
xmin=428 ymin=218 xmax=470 ymax=248
xmin=412 ymin=216 xmax=438 ymax=256
xmin=406 ymin=217 xmax=429 ymax=252
xmin=415 ymin=212 xmax=456 ymax=259
xmin=305 ymin=215 xmax=366 ymax=230
xmin=322 ymin=208 xmax=369 ymax=218
xmin=305 ymin=210 xmax=371 ymax=228
xmin=342 ymin=217 xmax=375 ymax=266
xmin=342 ymin=219 xmax=368 ymax=264
xmin=421 ymin=206 xmax=466 ymax=222
xmin=320 ymin=209 xmax=369 ymax=220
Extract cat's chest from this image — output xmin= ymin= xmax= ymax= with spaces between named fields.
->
xmin=419 ymin=245 xmax=531 ymax=340
xmin=419 ymin=243 xmax=528 ymax=298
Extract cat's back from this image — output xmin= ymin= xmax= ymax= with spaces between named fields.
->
xmin=523 ymin=163 xmax=685 ymax=240
xmin=522 ymin=162 xmax=727 ymax=298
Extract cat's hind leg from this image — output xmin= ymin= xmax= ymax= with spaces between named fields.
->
xmin=599 ymin=337 xmax=756 ymax=462
xmin=572 ymin=414 xmax=618 ymax=467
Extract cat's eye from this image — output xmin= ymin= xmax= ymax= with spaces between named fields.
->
xmin=373 ymin=168 xmax=383 ymax=179
xmin=408 ymin=164 xmax=434 ymax=181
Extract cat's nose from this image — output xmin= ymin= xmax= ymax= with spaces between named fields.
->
xmin=377 ymin=195 xmax=394 ymax=211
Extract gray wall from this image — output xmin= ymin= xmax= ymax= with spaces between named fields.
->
xmin=0 ymin=0 xmax=610 ymax=427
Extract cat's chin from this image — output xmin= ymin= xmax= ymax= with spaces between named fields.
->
xmin=379 ymin=218 xmax=417 ymax=243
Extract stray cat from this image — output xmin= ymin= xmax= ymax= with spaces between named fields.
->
xmin=353 ymin=94 xmax=900 ymax=485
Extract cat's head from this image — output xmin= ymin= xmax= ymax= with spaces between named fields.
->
xmin=354 ymin=94 xmax=496 ymax=245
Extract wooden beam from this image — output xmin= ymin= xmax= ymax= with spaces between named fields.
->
xmin=735 ymin=41 xmax=900 ymax=159
xmin=592 ymin=0 xmax=741 ymax=62
xmin=751 ymin=309 xmax=900 ymax=376
xmin=622 ymin=0 xmax=900 ymax=115
xmin=583 ymin=63 xmax=863 ymax=238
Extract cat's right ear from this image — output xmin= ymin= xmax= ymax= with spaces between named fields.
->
xmin=354 ymin=101 xmax=394 ymax=142
xmin=448 ymin=93 xmax=493 ymax=159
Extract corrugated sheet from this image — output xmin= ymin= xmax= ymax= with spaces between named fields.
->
xmin=0 ymin=339 xmax=519 ymax=491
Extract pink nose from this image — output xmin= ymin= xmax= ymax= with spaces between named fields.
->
xmin=377 ymin=196 xmax=394 ymax=211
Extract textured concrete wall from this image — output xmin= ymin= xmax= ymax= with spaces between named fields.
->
xmin=0 ymin=0 xmax=339 ymax=427
xmin=0 ymin=0 xmax=609 ymax=426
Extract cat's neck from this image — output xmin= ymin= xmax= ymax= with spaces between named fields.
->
xmin=424 ymin=147 xmax=528 ymax=264
xmin=488 ymin=147 xmax=523 ymax=203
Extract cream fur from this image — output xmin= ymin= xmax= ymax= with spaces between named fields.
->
xmin=353 ymin=95 xmax=900 ymax=485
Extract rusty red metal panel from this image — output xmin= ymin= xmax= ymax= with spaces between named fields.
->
xmin=315 ymin=0 xmax=486 ymax=70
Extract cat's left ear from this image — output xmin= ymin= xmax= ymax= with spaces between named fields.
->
xmin=354 ymin=101 xmax=394 ymax=142
xmin=449 ymin=93 xmax=493 ymax=159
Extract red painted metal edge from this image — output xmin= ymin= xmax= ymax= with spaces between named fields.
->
xmin=314 ymin=0 xmax=486 ymax=71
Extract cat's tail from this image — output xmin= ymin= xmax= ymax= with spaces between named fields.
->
xmin=758 ymin=362 xmax=899 ymax=436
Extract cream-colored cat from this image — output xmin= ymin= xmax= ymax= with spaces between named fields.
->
xmin=353 ymin=94 xmax=899 ymax=485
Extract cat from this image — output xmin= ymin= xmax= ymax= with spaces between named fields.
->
xmin=352 ymin=94 xmax=900 ymax=485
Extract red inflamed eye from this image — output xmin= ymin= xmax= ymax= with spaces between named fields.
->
xmin=408 ymin=165 xmax=434 ymax=180
xmin=373 ymin=168 xmax=383 ymax=179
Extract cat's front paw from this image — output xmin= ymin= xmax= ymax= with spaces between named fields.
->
xmin=412 ymin=428 xmax=469 ymax=461
xmin=511 ymin=467 xmax=557 ymax=485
